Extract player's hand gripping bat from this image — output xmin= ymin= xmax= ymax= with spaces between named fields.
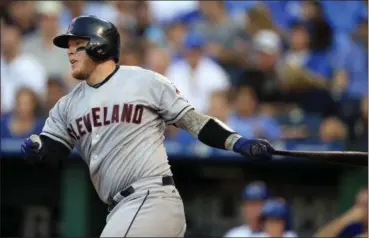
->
xmin=271 ymin=149 xmax=368 ymax=167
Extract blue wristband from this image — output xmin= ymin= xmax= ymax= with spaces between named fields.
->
xmin=233 ymin=137 xmax=252 ymax=153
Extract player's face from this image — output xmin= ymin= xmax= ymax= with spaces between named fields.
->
xmin=67 ymin=38 xmax=97 ymax=80
xmin=263 ymin=218 xmax=285 ymax=236
xmin=243 ymin=200 xmax=264 ymax=221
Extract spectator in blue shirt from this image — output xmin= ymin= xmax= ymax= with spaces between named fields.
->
xmin=320 ymin=1 xmax=367 ymax=35
xmin=1 ymin=87 xmax=44 ymax=153
xmin=225 ymin=0 xmax=258 ymax=15
xmin=284 ymin=1 xmax=367 ymax=35
xmin=262 ymin=1 xmax=292 ymax=31
xmin=284 ymin=20 xmax=333 ymax=81
xmin=315 ymin=187 xmax=368 ymax=238
xmin=227 ymin=85 xmax=282 ymax=141
xmin=163 ymin=16 xmax=188 ymax=62
xmin=331 ymin=18 xmax=368 ymax=101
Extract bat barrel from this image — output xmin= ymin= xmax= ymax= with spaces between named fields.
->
xmin=272 ymin=150 xmax=368 ymax=167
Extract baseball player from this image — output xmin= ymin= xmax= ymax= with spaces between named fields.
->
xmin=21 ymin=15 xmax=275 ymax=237
xmin=224 ymin=181 xmax=270 ymax=237
xmin=254 ymin=198 xmax=298 ymax=238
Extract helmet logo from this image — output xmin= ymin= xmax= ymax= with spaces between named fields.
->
xmin=67 ymin=23 xmax=74 ymax=33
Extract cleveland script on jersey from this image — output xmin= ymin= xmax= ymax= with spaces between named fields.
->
xmin=41 ymin=65 xmax=194 ymax=203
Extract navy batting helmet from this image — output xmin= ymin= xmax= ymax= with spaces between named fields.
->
xmin=260 ymin=198 xmax=293 ymax=231
xmin=53 ymin=15 xmax=120 ymax=63
xmin=243 ymin=181 xmax=270 ymax=201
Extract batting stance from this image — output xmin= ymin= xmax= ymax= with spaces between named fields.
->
xmin=21 ymin=15 xmax=275 ymax=237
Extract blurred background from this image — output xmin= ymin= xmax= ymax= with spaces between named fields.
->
xmin=0 ymin=0 xmax=368 ymax=237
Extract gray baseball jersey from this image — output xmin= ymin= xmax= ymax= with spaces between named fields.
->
xmin=41 ymin=65 xmax=194 ymax=203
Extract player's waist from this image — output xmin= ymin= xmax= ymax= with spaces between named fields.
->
xmin=107 ymin=175 xmax=175 ymax=212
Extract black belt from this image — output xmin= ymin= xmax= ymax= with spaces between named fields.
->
xmin=108 ymin=176 xmax=175 ymax=212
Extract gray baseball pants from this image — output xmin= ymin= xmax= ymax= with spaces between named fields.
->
xmin=100 ymin=176 xmax=187 ymax=237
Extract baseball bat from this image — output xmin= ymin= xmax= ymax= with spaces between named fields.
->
xmin=272 ymin=149 xmax=368 ymax=167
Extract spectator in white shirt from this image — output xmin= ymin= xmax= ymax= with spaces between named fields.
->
xmin=1 ymin=24 xmax=47 ymax=115
xmin=148 ymin=1 xmax=199 ymax=25
xmin=224 ymin=181 xmax=270 ymax=237
xmin=165 ymin=31 xmax=230 ymax=113
xmin=22 ymin=1 xmax=71 ymax=79
xmin=60 ymin=1 xmax=118 ymax=31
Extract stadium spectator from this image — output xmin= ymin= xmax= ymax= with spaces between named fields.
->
xmin=224 ymin=181 xmax=270 ymax=237
xmin=207 ymin=91 xmax=231 ymax=123
xmin=44 ymin=78 xmax=67 ymax=117
xmin=250 ymin=29 xmax=282 ymax=85
xmin=1 ymin=24 xmax=47 ymax=114
xmin=319 ymin=117 xmax=348 ymax=143
xmin=148 ymin=1 xmax=199 ymax=25
xmin=60 ymin=1 xmax=116 ymax=31
xmin=320 ymin=1 xmax=367 ymax=35
xmin=275 ymin=107 xmax=321 ymax=140
xmin=144 ymin=47 xmax=171 ymax=75
xmin=261 ymin=1 xmax=294 ymax=32
xmin=225 ymin=3 xmax=281 ymax=80
xmin=108 ymin=1 xmax=136 ymax=28
xmin=1 ymin=87 xmax=44 ymax=152
xmin=22 ymin=1 xmax=71 ymax=79
xmin=227 ymin=85 xmax=282 ymax=141
xmin=135 ymin=1 xmax=165 ymax=42
xmin=194 ymin=1 xmax=244 ymax=67
xmin=284 ymin=21 xmax=332 ymax=82
xmin=165 ymin=31 xmax=230 ymax=113
xmin=119 ymin=40 xmax=145 ymax=67
xmin=299 ymin=1 xmax=333 ymax=53
xmin=2 ymin=1 xmax=38 ymax=36
xmin=350 ymin=97 xmax=369 ymax=151
xmin=285 ymin=2 xmax=335 ymax=77
xmin=332 ymin=17 xmax=368 ymax=101
xmin=240 ymin=30 xmax=289 ymax=112
xmin=163 ymin=17 xmax=188 ymax=61
xmin=245 ymin=3 xmax=279 ymax=36
xmin=279 ymin=19 xmax=337 ymax=116
xmin=315 ymin=187 xmax=368 ymax=238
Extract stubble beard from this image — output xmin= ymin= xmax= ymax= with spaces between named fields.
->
xmin=73 ymin=71 xmax=89 ymax=80
xmin=72 ymin=65 xmax=93 ymax=80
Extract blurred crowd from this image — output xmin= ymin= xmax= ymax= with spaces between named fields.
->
xmin=1 ymin=1 xmax=368 ymax=151
xmin=224 ymin=181 xmax=368 ymax=238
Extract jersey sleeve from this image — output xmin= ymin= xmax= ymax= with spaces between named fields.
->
xmin=152 ymin=72 xmax=195 ymax=125
xmin=40 ymin=96 xmax=74 ymax=151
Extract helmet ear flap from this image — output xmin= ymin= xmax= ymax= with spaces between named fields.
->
xmin=86 ymin=35 xmax=110 ymax=62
